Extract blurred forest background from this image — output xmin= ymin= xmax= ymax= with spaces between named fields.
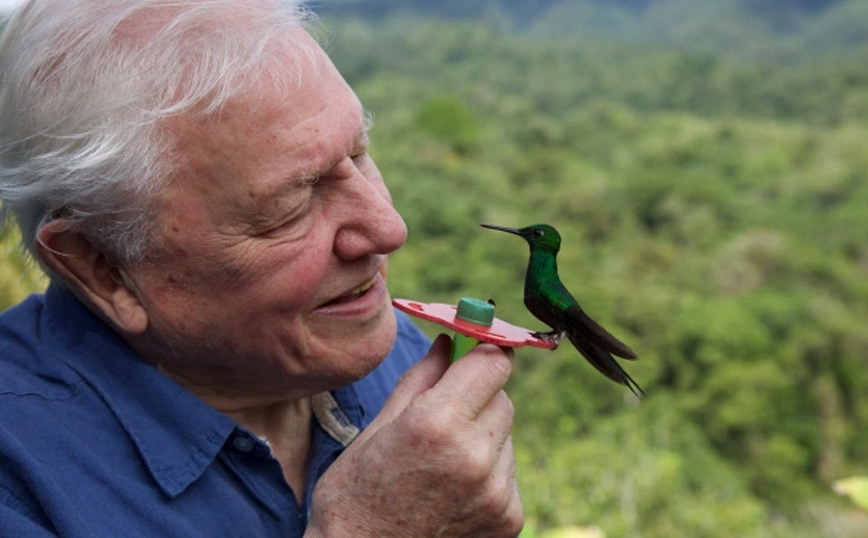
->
xmin=3 ymin=0 xmax=868 ymax=536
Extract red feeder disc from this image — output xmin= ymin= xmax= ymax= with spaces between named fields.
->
xmin=393 ymin=298 xmax=555 ymax=350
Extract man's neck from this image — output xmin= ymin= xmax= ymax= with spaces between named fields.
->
xmin=223 ymin=397 xmax=314 ymax=504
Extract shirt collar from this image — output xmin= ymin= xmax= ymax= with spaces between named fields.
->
xmin=41 ymin=285 xmax=238 ymax=498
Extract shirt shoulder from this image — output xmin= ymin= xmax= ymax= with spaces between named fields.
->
xmin=381 ymin=307 xmax=431 ymax=379
xmin=0 ymin=294 xmax=80 ymax=400
xmin=393 ymin=307 xmax=432 ymax=364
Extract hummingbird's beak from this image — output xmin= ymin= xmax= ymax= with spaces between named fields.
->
xmin=480 ymin=224 xmax=521 ymax=236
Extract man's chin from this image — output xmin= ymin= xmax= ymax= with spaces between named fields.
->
xmin=315 ymin=306 xmax=398 ymax=386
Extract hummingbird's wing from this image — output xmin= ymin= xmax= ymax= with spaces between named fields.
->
xmin=566 ymin=330 xmax=645 ymax=397
xmin=561 ymin=303 xmax=638 ymax=360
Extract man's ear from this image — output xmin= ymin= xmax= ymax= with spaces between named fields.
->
xmin=35 ymin=220 xmax=148 ymax=335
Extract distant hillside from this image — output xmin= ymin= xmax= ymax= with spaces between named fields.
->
xmin=314 ymin=0 xmax=868 ymax=60
xmin=316 ymin=0 xmax=844 ymax=22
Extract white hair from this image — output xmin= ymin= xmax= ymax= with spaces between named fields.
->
xmin=0 ymin=0 xmax=316 ymax=267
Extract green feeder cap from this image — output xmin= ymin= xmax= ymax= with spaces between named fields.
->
xmin=455 ymin=297 xmax=495 ymax=327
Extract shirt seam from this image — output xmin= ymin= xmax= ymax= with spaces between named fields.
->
xmin=0 ymin=378 xmax=82 ymax=402
xmin=0 ymin=482 xmax=48 ymax=528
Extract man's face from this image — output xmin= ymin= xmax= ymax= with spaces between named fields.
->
xmin=123 ymin=31 xmax=408 ymax=400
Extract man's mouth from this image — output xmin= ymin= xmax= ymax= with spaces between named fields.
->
xmin=322 ymin=275 xmax=379 ymax=307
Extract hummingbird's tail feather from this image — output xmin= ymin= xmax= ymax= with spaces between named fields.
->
xmin=562 ymin=304 xmax=638 ymax=360
xmin=567 ymin=332 xmax=645 ymax=398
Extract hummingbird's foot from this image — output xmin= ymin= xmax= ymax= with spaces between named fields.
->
xmin=532 ymin=330 xmax=562 ymax=349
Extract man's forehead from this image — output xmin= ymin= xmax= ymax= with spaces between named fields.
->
xmin=157 ymin=28 xmax=368 ymax=193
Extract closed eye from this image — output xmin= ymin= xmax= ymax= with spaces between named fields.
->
xmin=351 ymin=151 xmax=369 ymax=166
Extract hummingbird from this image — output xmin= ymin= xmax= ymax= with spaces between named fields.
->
xmin=481 ymin=223 xmax=644 ymax=397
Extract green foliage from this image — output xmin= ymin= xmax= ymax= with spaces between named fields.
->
xmin=0 ymin=226 xmax=46 ymax=309
xmin=834 ymin=476 xmax=868 ymax=511
xmin=319 ymin=0 xmax=868 ymax=60
xmin=324 ymin=11 xmax=868 ymax=538
xmin=414 ymin=96 xmax=482 ymax=155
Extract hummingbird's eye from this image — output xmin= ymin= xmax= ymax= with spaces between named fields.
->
xmin=533 ymin=228 xmax=544 ymax=237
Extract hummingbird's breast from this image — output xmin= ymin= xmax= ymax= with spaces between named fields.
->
xmin=524 ymin=293 xmax=561 ymax=330
xmin=523 ymin=251 xmax=566 ymax=331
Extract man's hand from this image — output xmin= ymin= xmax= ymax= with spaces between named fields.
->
xmin=306 ymin=334 xmax=523 ymax=537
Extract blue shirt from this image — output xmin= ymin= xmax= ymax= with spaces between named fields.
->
xmin=0 ymin=285 xmax=430 ymax=537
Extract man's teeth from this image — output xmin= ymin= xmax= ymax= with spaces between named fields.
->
xmin=324 ymin=276 xmax=379 ymax=307
xmin=352 ymin=276 xmax=377 ymax=296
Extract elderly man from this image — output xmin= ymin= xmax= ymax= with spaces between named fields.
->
xmin=0 ymin=1 xmax=522 ymax=536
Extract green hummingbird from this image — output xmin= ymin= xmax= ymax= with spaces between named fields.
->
xmin=481 ymin=223 xmax=644 ymax=397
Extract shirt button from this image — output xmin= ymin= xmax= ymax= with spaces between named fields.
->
xmin=233 ymin=436 xmax=254 ymax=453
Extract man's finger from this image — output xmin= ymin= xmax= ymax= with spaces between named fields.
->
xmin=434 ymin=342 xmax=514 ymax=419
xmin=359 ymin=333 xmax=451 ymax=434
xmin=474 ymin=388 xmax=516 ymax=450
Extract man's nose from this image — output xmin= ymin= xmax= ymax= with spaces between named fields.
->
xmin=332 ymin=169 xmax=408 ymax=261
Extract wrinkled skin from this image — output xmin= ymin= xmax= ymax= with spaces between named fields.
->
xmin=307 ymin=336 xmax=524 ymax=537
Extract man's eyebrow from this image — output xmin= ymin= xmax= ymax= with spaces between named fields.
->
xmin=357 ymin=109 xmax=374 ymax=144
xmin=269 ymin=108 xmax=374 ymax=195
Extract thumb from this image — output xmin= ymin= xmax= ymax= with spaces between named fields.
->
xmin=357 ymin=333 xmax=452 ymax=439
